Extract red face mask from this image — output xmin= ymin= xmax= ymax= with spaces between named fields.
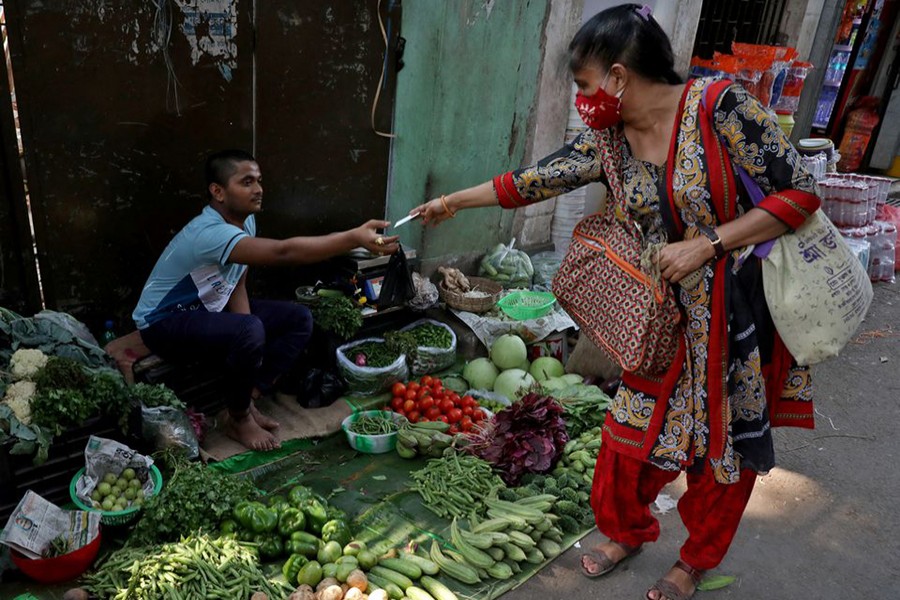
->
xmin=575 ymin=74 xmax=623 ymax=130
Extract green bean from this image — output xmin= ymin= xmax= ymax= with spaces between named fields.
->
xmin=410 ymin=453 xmax=504 ymax=519
xmin=349 ymin=413 xmax=400 ymax=435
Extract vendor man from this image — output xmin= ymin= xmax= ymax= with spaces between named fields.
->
xmin=133 ymin=149 xmax=399 ymax=451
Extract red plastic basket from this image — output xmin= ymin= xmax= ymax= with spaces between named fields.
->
xmin=11 ymin=527 xmax=101 ymax=583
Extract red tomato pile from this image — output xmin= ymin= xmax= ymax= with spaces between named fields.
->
xmin=386 ymin=375 xmax=487 ymax=434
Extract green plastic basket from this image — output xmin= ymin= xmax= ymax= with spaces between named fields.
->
xmin=496 ymin=291 xmax=557 ymax=320
xmin=70 ymin=465 xmax=163 ymax=526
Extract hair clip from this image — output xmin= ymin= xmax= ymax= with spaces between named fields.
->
xmin=636 ymin=4 xmax=652 ymax=21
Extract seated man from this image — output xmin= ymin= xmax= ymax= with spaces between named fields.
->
xmin=133 ymin=149 xmax=399 ymax=451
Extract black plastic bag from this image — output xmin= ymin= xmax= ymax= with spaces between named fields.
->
xmin=299 ymin=367 xmax=347 ymax=408
xmin=378 ymin=245 xmax=415 ymax=309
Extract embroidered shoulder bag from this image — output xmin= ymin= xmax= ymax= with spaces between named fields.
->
xmin=551 ymin=129 xmax=682 ymax=377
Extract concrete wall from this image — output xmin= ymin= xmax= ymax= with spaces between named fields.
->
xmin=386 ymin=0 xmax=553 ymax=274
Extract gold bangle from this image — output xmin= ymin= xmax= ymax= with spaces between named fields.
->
xmin=440 ymin=194 xmax=457 ymax=218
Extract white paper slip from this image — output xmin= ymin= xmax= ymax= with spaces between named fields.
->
xmin=393 ymin=212 xmax=420 ymax=228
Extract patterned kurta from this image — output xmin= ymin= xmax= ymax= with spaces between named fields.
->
xmin=493 ymin=78 xmax=820 ymax=483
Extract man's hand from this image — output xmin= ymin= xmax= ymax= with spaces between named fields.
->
xmin=355 ymin=220 xmax=400 ymax=256
xmin=658 ymin=236 xmax=716 ymax=283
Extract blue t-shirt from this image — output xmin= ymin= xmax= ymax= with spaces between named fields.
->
xmin=133 ymin=205 xmax=256 ymax=329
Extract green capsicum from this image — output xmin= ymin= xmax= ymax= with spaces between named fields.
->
xmin=282 ymin=553 xmax=309 ymax=583
xmin=219 ymin=519 xmax=239 ymax=536
xmin=300 ymin=498 xmax=329 ymax=535
xmin=285 ymin=538 xmax=319 ymax=558
xmin=278 ymin=507 xmax=307 ymax=537
xmin=288 ymin=485 xmax=314 ymax=507
xmin=320 ymin=519 xmax=352 ymax=547
xmin=254 ymin=532 xmax=285 ymax=561
xmin=234 ymin=501 xmax=278 ymax=533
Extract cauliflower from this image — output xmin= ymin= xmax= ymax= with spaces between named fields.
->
xmin=3 ymin=380 xmax=37 ymax=424
xmin=9 ymin=348 xmax=49 ymax=381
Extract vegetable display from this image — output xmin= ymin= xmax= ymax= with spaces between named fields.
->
xmin=350 ymin=342 xmax=401 ymax=369
xmin=348 ymin=413 xmax=401 ymax=436
xmin=386 ymin=377 xmax=487 ymax=435
xmin=84 ymin=534 xmax=288 ymax=600
xmin=311 ymin=295 xmax=364 ymax=340
xmin=544 ymin=383 xmax=612 ymax=438
xmin=464 ymin=393 xmax=569 ymax=485
xmin=400 ymin=320 xmax=457 ymax=377
xmin=405 ymin=323 xmax=453 ymax=349
xmin=410 ymin=452 xmax=504 ymax=519
xmin=336 ymin=338 xmax=408 ymax=396
xmin=88 ymin=468 xmax=148 ymax=512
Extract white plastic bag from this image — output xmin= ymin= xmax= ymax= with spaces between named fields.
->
xmin=336 ymin=338 xmax=408 ymax=395
xmin=400 ymin=319 xmax=457 ymax=376
xmin=762 ymin=212 xmax=873 ymax=365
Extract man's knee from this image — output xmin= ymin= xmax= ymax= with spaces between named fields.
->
xmin=288 ymin=303 xmax=314 ymax=336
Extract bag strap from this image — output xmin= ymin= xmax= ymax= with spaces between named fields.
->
xmin=701 ymin=81 xmax=775 ymax=259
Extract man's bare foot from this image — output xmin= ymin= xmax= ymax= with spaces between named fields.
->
xmin=646 ymin=560 xmax=704 ymax=600
xmin=225 ymin=412 xmax=280 ymax=451
xmin=249 ymin=402 xmax=280 ymax=431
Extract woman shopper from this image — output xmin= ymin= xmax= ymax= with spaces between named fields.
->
xmin=412 ymin=5 xmax=819 ymax=600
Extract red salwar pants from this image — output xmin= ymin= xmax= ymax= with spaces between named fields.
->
xmin=590 ymin=444 xmax=756 ymax=570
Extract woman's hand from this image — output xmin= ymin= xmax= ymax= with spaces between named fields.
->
xmin=658 ymin=237 xmax=715 ymax=283
xmin=355 ymin=220 xmax=400 ymax=255
xmin=411 ymin=197 xmax=454 ymax=227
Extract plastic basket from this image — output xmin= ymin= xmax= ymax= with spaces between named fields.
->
xmin=70 ymin=465 xmax=163 ymax=526
xmin=496 ymin=291 xmax=557 ymax=320
xmin=11 ymin=528 xmax=101 ymax=583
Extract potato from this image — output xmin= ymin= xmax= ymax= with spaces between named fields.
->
xmin=316 ymin=578 xmax=340 ymax=593
xmin=344 ymin=588 xmax=365 ymax=600
xmin=367 ymin=590 xmax=388 ymax=600
xmin=62 ymin=589 xmax=89 ymax=600
xmin=346 ymin=569 xmax=368 ymax=592
xmin=341 ymin=584 xmax=349 ymax=594
xmin=250 ymin=593 xmax=268 ymax=600
xmin=288 ymin=585 xmax=316 ymax=600
xmin=317 ymin=585 xmax=343 ymax=600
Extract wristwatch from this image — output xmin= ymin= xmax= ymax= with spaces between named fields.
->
xmin=697 ymin=225 xmax=726 ymax=260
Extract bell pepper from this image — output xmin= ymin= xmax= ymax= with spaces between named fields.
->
xmin=320 ymin=519 xmax=352 ymax=548
xmin=296 ymin=560 xmax=324 ymax=588
xmin=285 ymin=538 xmax=319 ymax=558
xmin=300 ymin=498 xmax=329 ymax=535
xmin=282 ymin=553 xmax=309 ymax=584
xmin=254 ymin=532 xmax=285 ymax=561
xmin=234 ymin=501 xmax=278 ymax=533
xmin=288 ymin=485 xmax=314 ymax=507
xmin=278 ymin=507 xmax=307 ymax=537
xmin=219 ymin=519 xmax=239 ymax=536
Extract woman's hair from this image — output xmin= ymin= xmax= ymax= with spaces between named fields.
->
xmin=569 ymin=4 xmax=683 ymax=85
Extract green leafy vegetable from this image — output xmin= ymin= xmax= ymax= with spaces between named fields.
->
xmin=311 ymin=296 xmax=363 ymax=340
xmin=130 ymin=382 xmax=185 ymax=409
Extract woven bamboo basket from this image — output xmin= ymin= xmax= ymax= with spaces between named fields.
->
xmin=439 ymin=276 xmax=502 ymax=313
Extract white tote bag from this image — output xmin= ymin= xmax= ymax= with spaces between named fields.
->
xmin=760 ymin=211 xmax=873 ymax=365
xmin=734 ymin=167 xmax=873 ymax=365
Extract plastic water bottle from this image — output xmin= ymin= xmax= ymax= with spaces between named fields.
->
xmin=101 ymin=320 xmax=117 ymax=346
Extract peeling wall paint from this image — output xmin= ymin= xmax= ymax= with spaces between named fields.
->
xmin=174 ymin=0 xmax=239 ymax=81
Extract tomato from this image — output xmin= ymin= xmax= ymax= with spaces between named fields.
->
xmin=461 ymin=396 xmax=477 ymax=409
xmin=462 ymin=406 xmax=474 ymax=417
xmin=447 ymin=408 xmax=463 ymax=423
xmin=432 ymin=385 xmax=445 ymax=397
xmin=390 ymin=396 xmax=404 ymax=411
xmin=437 ymin=415 xmax=449 ymax=423
xmin=420 ymin=375 xmax=434 ymax=387
xmin=425 ymin=407 xmax=442 ymax=420
xmin=405 ymin=390 xmax=417 ymax=401
xmin=407 ymin=410 xmax=420 ymax=423
xmin=431 ymin=378 xmax=442 ymax=389
xmin=472 ymin=409 xmax=485 ymax=422
xmin=391 ymin=382 xmax=407 ymax=397
xmin=403 ymin=399 xmax=416 ymax=413
xmin=416 ymin=388 xmax=431 ymax=401
xmin=408 ymin=381 xmax=420 ymax=392
xmin=459 ymin=416 xmax=473 ymax=432
xmin=419 ymin=397 xmax=435 ymax=411
xmin=439 ymin=399 xmax=455 ymax=414
xmin=448 ymin=424 xmax=459 ymax=434
xmin=419 ymin=416 xmax=431 ymax=423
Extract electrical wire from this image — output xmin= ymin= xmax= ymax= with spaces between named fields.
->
xmin=152 ymin=0 xmax=182 ymax=116
xmin=371 ymin=0 xmax=395 ymax=138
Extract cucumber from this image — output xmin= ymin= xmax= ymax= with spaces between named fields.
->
xmin=399 ymin=552 xmax=440 ymax=576
xmin=379 ymin=558 xmax=423 ymax=580
xmin=367 ymin=573 xmax=404 ymax=600
xmin=405 ymin=587 xmax=437 ymax=600
xmin=420 ymin=576 xmax=459 ymax=600
xmin=371 ymin=565 xmax=415 ymax=591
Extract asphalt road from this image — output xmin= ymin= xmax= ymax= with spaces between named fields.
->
xmin=506 ymin=282 xmax=900 ymax=600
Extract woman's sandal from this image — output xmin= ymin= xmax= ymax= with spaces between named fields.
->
xmin=580 ymin=542 xmax=643 ymax=578
xmin=645 ymin=559 xmax=706 ymax=600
